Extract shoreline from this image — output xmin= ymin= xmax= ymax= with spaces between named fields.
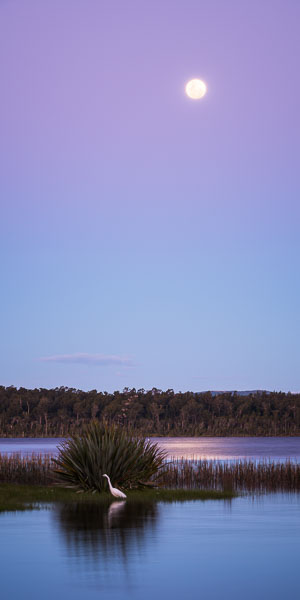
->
xmin=0 ymin=484 xmax=237 ymax=513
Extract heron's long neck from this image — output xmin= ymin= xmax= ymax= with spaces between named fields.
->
xmin=106 ymin=476 xmax=113 ymax=492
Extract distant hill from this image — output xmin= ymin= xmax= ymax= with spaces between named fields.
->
xmin=205 ymin=390 xmax=271 ymax=397
xmin=0 ymin=386 xmax=299 ymax=437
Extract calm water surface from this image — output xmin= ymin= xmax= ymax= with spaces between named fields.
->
xmin=1 ymin=436 xmax=300 ymax=460
xmin=1 ymin=438 xmax=300 ymax=598
xmin=1 ymin=494 xmax=299 ymax=600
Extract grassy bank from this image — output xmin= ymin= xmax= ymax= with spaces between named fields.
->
xmin=1 ymin=453 xmax=299 ymax=492
xmin=0 ymin=484 xmax=236 ymax=513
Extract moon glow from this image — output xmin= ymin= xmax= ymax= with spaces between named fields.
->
xmin=185 ymin=79 xmax=207 ymax=99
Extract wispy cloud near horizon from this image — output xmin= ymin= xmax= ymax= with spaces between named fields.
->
xmin=39 ymin=353 xmax=134 ymax=367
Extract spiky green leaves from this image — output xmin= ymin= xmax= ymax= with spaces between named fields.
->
xmin=52 ymin=422 xmax=167 ymax=492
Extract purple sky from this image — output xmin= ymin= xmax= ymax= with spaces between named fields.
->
xmin=1 ymin=0 xmax=299 ymax=392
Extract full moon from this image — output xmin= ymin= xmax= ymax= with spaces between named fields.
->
xmin=185 ymin=79 xmax=207 ymax=99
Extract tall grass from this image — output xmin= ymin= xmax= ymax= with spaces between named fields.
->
xmin=0 ymin=453 xmax=53 ymax=485
xmin=1 ymin=453 xmax=299 ymax=492
xmin=160 ymin=458 xmax=300 ymax=492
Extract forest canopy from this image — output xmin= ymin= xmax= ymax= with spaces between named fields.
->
xmin=0 ymin=386 xmax=299 ymax=437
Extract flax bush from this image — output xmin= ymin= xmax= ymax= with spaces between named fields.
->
xmin=52 ymin=422 xmax=167 ymax=492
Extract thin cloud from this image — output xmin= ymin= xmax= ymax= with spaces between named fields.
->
xmin=39 ymin=353 xmax=134 ymax=367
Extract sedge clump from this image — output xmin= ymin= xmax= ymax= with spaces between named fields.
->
xmin=52 ymin=421 xmax=166 ymax=493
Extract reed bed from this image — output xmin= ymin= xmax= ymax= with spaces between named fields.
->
xmin=0 ymin=453 xmax=299 ymax=492
xmin=161 ymin=458 xmax=300 ymax=492
xmin=0 ymin=453 xmax=54 ymax=486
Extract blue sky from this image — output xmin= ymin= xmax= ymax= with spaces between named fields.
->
xmin=1 ymin=0 xmax=299 ymax=392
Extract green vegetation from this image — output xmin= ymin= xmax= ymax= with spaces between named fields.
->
xmin=0 ymin=484 xmax=236 ymax=513
xmin=161 ymin=458 xmax=300 ymax=492
xmin=1 ymin=453 xmax=299 ymax=492
xmin=53 ymin=422 xmax=166 ymax=492
xmin=0 ymin=452 xmax=52 ymax=485
xmin=0 ymin=386 xmax=299 ymax=437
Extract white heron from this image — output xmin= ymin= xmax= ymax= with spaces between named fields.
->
xmin=102 ymin=474 xmax=127 ymax=499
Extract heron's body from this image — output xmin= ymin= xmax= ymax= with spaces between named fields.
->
xmin=102 ymin=474 xmax=127 ymax=499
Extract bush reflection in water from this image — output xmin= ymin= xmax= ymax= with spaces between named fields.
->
xmin=54 ymin=500 xmax=158 ymax=566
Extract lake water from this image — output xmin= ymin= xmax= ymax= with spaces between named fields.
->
xmin=1 ymin=494 xmax=299 ymax=600
xmin=1 ymin=438 xmax=299 ymax=599
xmin=1 ymin=436 xmax=300 ymax=461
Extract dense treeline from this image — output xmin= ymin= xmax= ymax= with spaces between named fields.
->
xmin=0 ymin=386 xmax=299 ymax=437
